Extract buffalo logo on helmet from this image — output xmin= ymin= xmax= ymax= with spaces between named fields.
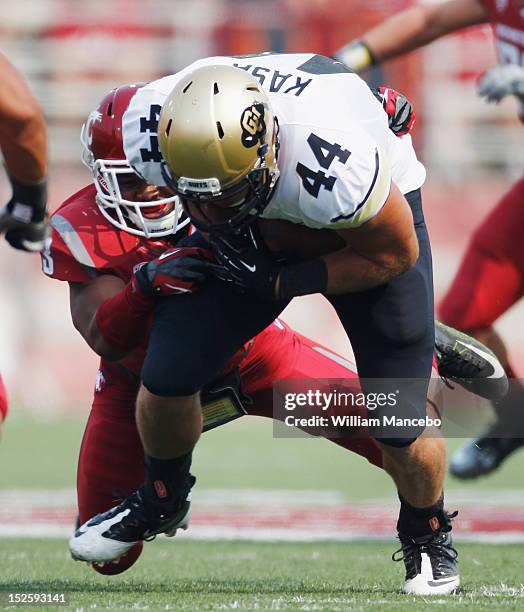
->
xmin=240 ymin=103 xmax=267 ymax=148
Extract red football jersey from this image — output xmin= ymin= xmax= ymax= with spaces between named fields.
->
xmin=482 ymin=0 xmax=524 ymax=66
xmin=42 ymin=185 xmax=174 ymax=284
xmin=42 ymin=185 xmax=255 ymax=386
xmin=42 ymin=184 xmax=186 ymax=382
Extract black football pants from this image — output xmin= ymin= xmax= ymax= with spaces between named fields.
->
xmin=142 ymin=189 xmax=434 ymax=446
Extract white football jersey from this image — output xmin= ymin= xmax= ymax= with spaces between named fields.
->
xmin=123 ymin=53 xmax=425 ymax=229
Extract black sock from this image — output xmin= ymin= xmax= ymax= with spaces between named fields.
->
xmin=142 ymin=452 xmax=193 ymax=508
xmin=397 ymin=494 xmax=450 ymax=539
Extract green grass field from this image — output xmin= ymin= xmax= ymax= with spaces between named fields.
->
xmin=1 ymin=540 xmax=523 ymax=610
xmin=0 ymin=414 xmax=523 ymax=610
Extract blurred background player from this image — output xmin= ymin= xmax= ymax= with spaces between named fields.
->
xmin=335 ymin=0 xmax=524 ymax=479
xmin=0 ymin=51 xmax=49 ymax=437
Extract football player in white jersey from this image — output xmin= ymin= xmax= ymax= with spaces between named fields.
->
xmin=70 ymin=53 xmax=502 ymax=595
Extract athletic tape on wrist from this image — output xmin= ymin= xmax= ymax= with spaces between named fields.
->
xmin=9 ymin=176 xmax=47 ymax=213
xmin=278 ymin=258 xmax=328 ymax=300
xmin=335 ymin=40 xmax=375 ymax=72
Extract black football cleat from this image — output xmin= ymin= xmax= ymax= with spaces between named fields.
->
xmin=450 ymin=434 xmax=524 ymax=479
xmin=435 ymin=321 xmax=508 ymax=401
xmin=69 ymin=485 xmax=193 ymax=563
xmin=393 ymin=519 xmax=459 ymax=595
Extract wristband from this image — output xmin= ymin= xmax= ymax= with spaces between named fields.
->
xmin=277 ymin=258 xmax=328 ymax=301
xmin=95 ymin=279 xmax=154 ymax=352
xmin=10 ymin=176 xmax=47 ymax=208
xmin=335 ymin=40 xmax=375 ymax=73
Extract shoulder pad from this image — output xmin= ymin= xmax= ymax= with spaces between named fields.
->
xmin=42 ymin=184 xmax=141 ymax=281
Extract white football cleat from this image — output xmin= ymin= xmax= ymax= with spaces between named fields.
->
xmin=394 ymin=529 xmax=459 ymax=596
xmin=69 ymin=489 xmax=191 ymax=563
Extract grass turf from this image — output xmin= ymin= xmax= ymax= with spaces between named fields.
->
xmin=0 ymin=539 xmax=523 ymax=611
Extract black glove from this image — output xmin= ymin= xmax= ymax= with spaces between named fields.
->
xmin=371 ymin=86 xmax=415 ymax=137
xmin=0 ymin=177 xmax=48 ymax=252
xmin=209 ymin=227 xmax=284 ymax=300
xmin=134 ymin=246 xmax=214 ymax=296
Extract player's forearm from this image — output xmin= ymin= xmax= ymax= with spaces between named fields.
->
xmin=0 ymin=54 xmax=47 ymax=182
xmin=85 ymin=317 xmax=127 ymax=361
xmin=70 ymin=276 xmax=153 ymax=360
xmin=274 ymin=236 xmax=417 ymax=298
xmin=340 ymin=0 xmax=488 ymax=69
xmin=72 ymin=306 xmax=123 ymax=361
xmin=321 ymin=241 xmax=418 ymax=294
xmin=70 ymin=281 xmax=128 ymax=360
xmin=0 ymin=108 xmax=47 ymax=183
xmin=363 ymin=6 xmax=445 ymax=64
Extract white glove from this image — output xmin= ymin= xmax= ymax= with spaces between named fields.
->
xmin=478 ymin=64 xmax=524 ymax=103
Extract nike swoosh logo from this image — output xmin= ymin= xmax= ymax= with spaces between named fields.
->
xmin=240 ymin=261 xmax=256 ymax=273
xmin=158 ymin=249 xmax=180 ymax=261
xmin=456 ymin=341 xmax=506 ymax=380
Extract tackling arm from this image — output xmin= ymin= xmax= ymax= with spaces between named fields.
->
xmin=336 ymin=0 xmax=488 ymax=71
xmin=68 ymin=246 xmax=213 ymax=360
xmin=69 ymin=275 xmax=134 ymax=361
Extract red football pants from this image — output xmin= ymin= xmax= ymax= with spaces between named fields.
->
xmin=77 ymin=321 xmax=382 ymax=573
xmin=440 ymin=176 xmax=524 ymax=331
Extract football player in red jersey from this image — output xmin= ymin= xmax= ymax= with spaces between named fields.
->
xmin=54 ymin=83 xmax=502 ymax=581
xmin=335 ymin=0 xmax=524 ymax=478
xmin=0 ymin=51 xmax=49 ymax=437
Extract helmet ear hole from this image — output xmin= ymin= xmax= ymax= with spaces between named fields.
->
xmin=182 ymin=81 xmax=193 ymax=94
xmin=165 ymin=119 xmax=173 ymax=137
xmin=213 ymin=82 xmax=219 ymax=95
xmin=216 ymin=121 xmax=224 ymax=139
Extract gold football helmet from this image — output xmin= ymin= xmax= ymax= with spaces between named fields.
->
xmin=158 ymin=64 xmax=280 ymax=233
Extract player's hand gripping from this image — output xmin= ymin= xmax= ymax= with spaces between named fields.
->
xmin=134 ymin=246 xmax=214 ymax=296
xmin=209 ymin=227 xmax=284 ymax=300
xmin=0 ymin=178 xmax=48 ymax=252
xmin=371 ymin=86 xmax=416 ymax=136
xmin=478 ymin=64 xmax=524 ymax=103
